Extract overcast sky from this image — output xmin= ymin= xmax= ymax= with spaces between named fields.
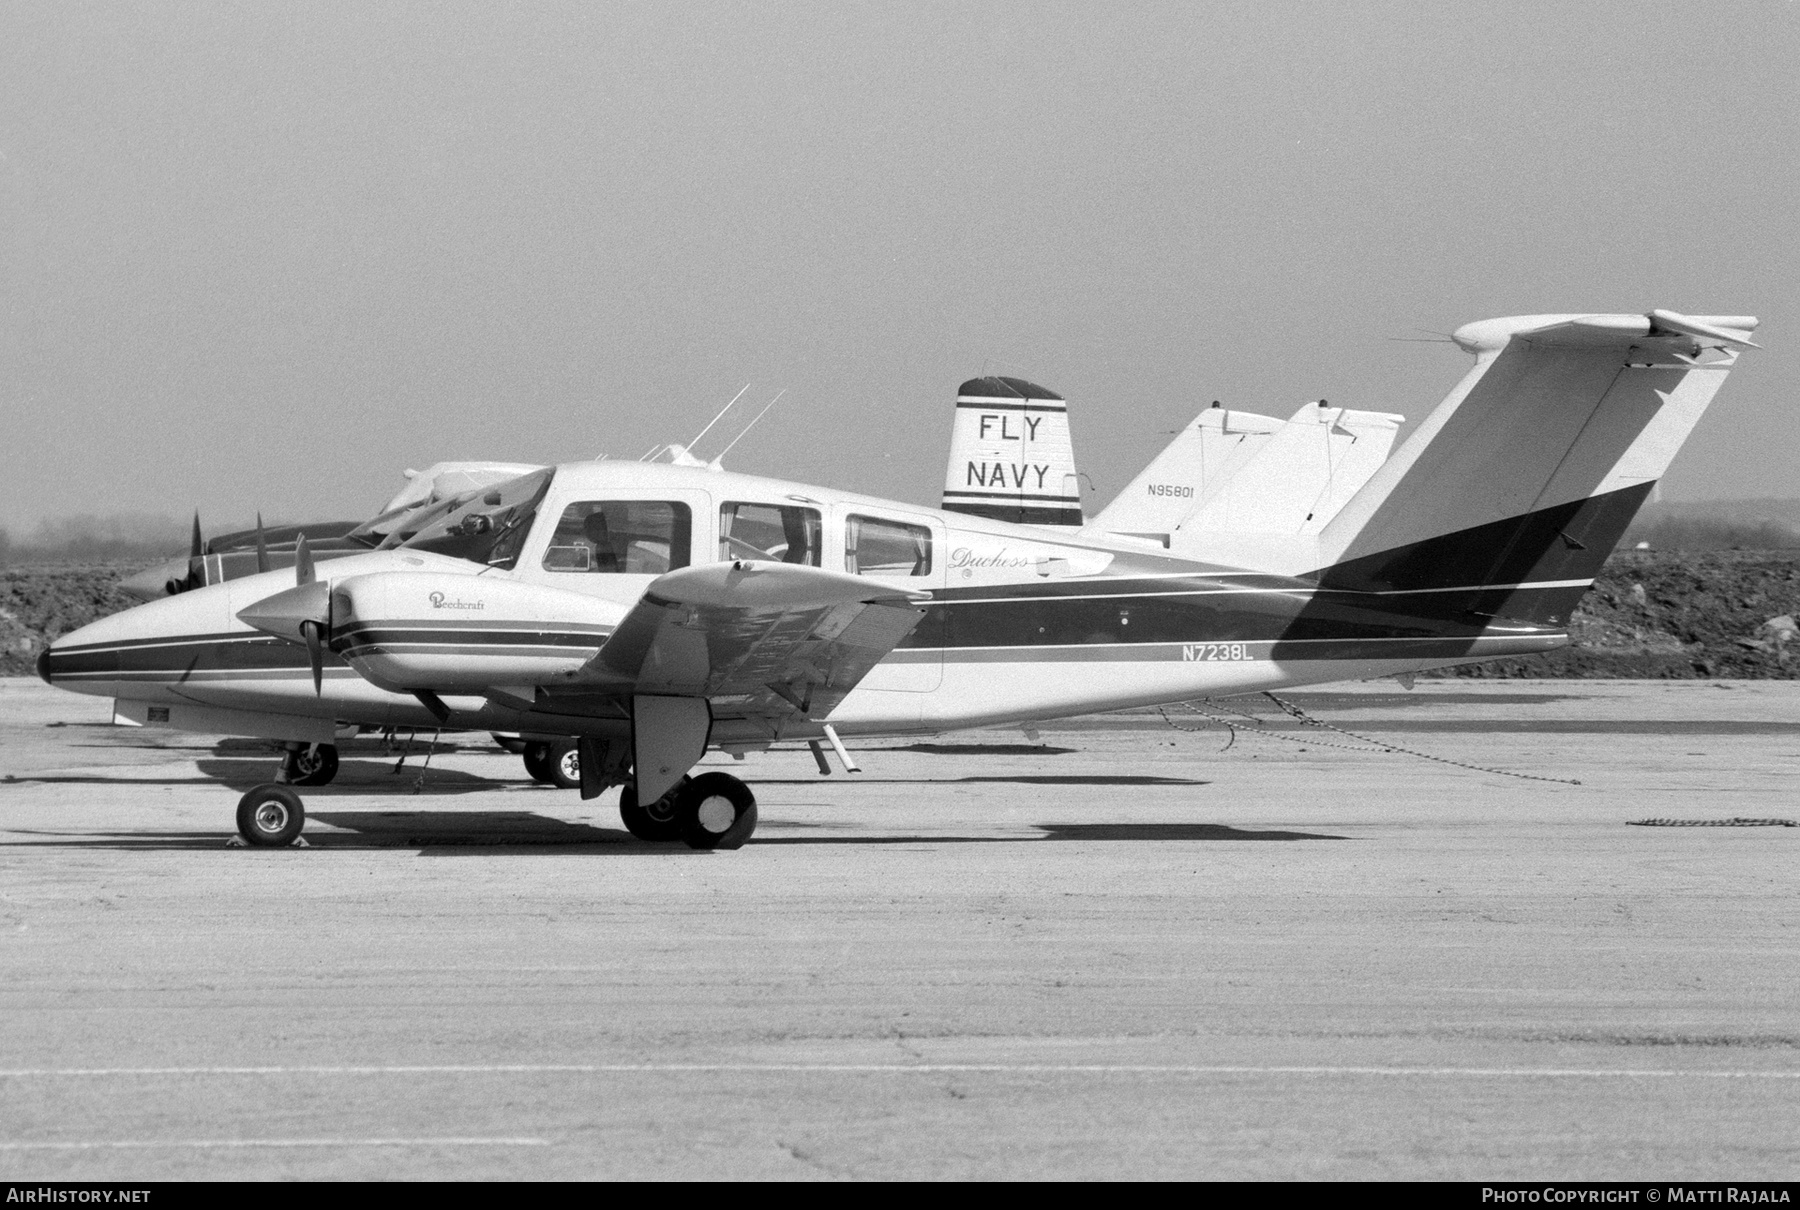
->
xmin=2 ymin=1 xmax=1796 ymax=533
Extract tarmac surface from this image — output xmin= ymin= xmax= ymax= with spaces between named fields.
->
xmin=1 ymin=676 xmax=1797 ymax=1181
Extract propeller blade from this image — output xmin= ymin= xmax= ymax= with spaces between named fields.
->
xmin=295 ymin=533 xmax=314 ymax=586
xmin=184 ymin=511 xmax=206 ymax=592
xmin=255 ymin=513 xmax=270 ymax=574
xmin=301 ymin=620 xmax=324 ymax=696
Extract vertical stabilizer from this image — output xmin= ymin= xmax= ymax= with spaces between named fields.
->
xmin=1088 ymin=402 xmax=1403 ymax=549
xmin=1312 ymin=310 xmax=1758 ymax=624
xmin=1086 ymin=406 xmax=1283 ymax=542
xmin=1172 ymin=402 xmax=1405 ymax=544
xmin=941 ymin=377 xmax=1083 ymax=526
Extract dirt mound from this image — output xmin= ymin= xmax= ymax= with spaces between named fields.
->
xmin=0 ymin=562 xmax=144 ymax=675
xmin=1435 ymin=550 xmax=1800 ymax=678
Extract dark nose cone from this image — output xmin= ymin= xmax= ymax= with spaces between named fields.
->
xmin=36 ymin=645 xmax=53 ymax=684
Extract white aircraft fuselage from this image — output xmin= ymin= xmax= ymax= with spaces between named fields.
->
xmin=42 ymin=459 xmax=1563 ymax=745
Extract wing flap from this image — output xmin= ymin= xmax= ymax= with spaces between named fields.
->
xmin=565 ymin=561 xmax=929 ymax=715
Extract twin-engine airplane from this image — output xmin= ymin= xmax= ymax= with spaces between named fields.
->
xmin=40 ymin=309 xmax=1759 ymax=851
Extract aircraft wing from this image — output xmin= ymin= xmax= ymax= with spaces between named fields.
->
xmin=559 ymin=561 xmax=931 ymax=719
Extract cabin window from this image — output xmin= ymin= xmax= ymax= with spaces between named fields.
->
xmin=720 ymin=503 xmax=821 ymax=566
xmin=541 ymin=501 xmax=692 ymax=574
xmin=845 ymin=515 xmax=932 ymax=576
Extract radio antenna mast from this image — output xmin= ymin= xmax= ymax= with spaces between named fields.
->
xmin=714 ymin=389 xmax=788 ymax=462
xmin=687 ymin=384 xmax=752 ymax=456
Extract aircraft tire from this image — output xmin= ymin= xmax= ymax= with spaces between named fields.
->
xmin=618 ymin=777 xmax=689 ymax=841
xmin=522 ymin=742 xmax=555 ymax=784
xmin=288 ymin=744 xmax=338 ymax=787
xmin=236 ymin=784 xmax=306 ymax=848
xmin=678 ymin=773 xmax=757 ymax=851
xmin=543 ymin=739 xmax=582 ymax=789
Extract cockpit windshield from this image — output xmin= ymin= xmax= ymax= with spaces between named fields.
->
xmin=397 ymin=468 xmax=556 ymax=568
xmin=348 ymin=491 xmax=480 ymax=550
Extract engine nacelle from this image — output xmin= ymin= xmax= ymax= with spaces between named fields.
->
xmin=329 ymin=572 xmax=624 ymax=693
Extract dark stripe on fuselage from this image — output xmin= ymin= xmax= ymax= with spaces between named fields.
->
xmin=904 ymin=582 xmax=1551 ymax=652
xmin=46 ymin=633 xmax=319 ymax=679
xmin=1313 ymin=482 xmax=1654 ymax=624
xmin=334 ymin=625 xmax=610 ymax=650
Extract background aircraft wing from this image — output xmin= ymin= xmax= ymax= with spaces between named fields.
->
xmin=558 ymin=561 xmax=930 ymax=719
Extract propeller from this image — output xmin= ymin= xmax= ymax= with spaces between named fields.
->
xmin=255 ymin=513 xmax=270 ymax=575
xmin=236 ymin=579 xmax=331 ymax=697
xmin=300 ymin=619 xmax=325 ymax=695
xmin=183 ymin=511 xmax=206 ymax=593
xmin=236 ymin=541 xmax=331 ymax=695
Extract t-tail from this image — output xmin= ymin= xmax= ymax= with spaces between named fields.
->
xmin=1310 ymin=310 xmax=1759 ymax=627
xmin=941 ymin=376 xmax=1084 ymax=526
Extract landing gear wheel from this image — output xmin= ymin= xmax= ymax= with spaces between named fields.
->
xmin=286 ymin=743 xmax=338 ymax=787
xmin=677 ymin=773 xmax=757 ymax=851
xmin=236 ymin=784 xmax=306 ymax=847
xmin=522 ymin=742 xmax=554 ymax=783
xmin=618 ymin=776 xmax=689 ymax=841
xmin=544 ymin=739 xmax=581 ymax=789
xmin=523 ymin=740 xmax=579 ymax=787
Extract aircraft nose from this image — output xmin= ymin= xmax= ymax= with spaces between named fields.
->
xmin=36 ymin=645 xmax=52 ymax=684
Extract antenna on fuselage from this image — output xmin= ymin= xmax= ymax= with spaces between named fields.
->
xmin=686 ymin=384 xmax=752 ymax=456
xmin=712 ymin=388 xmax=788 ymax=466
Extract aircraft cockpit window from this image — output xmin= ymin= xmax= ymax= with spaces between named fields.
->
xmin=845 ymin=515 xmax=932 ymax=576
xmin=397 ymin=469 xmax=555 ymax=569
xmin=542 ymin=501 xmax=693 ymax=575
xmin=719 ymin=503 xmax=821 ymax=566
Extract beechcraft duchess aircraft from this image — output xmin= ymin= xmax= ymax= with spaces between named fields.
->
xmin=40 ymin=310 xmax=1760 ymax=850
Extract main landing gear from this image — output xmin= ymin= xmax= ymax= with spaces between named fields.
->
xmin=280 ymin=743 xmax=338 ymax=787
xmin=619 ymin=773 xmax=757 ymax=849
xmin=522 ymin=739 xmax=581 ymax=789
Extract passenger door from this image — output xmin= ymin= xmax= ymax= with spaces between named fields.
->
xmin=835 ymin=505 xmax=945 ymax=692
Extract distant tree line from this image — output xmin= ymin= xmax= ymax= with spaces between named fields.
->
xmin=0 ymin=515 xmax=190 ymax=564
xmin=1621 ymin=516 xmax=1800 ymax=552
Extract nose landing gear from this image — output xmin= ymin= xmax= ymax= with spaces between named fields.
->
xmin=235 ymin=784 xmax=307 ymax=847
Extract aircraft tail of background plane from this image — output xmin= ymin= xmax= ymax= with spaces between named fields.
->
xmin=941 ymin=377 xmax=1084 ymax=526
xmin=1089 ymin=401 xmax=1403 ymax=549
xmin=1086 ymin=405 xmax=1283 ymax=543
xmin=1308 ymin=310 xmax=1760 ymax=625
